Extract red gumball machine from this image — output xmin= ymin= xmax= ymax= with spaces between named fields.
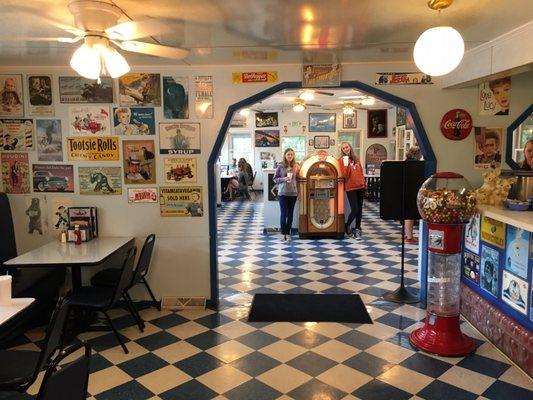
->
xmin=410 ymin=172 xmax=477 ymax=356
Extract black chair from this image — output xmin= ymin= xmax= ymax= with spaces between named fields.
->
xmin=0 ymin=296 xmax=70 ymax=392
xmin=69 ymin=246 xmax=137 ymax=354
xmin=249 ymin=171 xmax=257 ymax=196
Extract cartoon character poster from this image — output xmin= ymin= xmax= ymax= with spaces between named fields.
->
xmin=159 ymin=186 xmax=203 ymax=217
xmin=112 ymin=107 xmax=155 ymax=135
xmin=1 ymin=119 xmax=34 ymax=150
xmin=32 ymin=164 xmax=74 ymax=193
xmin=464 ymin=211 xmax=480 ymax=254
xmin=78 ymin=166 xmax=122 ymax=195
xmin=59 ymin=76 xmax=113 ymax=103
xmin=159 ymin=123 xmax=201 ymax=154
xmin=479 ymin=77 xmax=511 ymax=116
xmin=49 ymin=197 xmax=73 ymax=234
xmin=28 ymin=75 xmax=54 ymax=116
xmin=36 ymin=119 xmax=63 ymax=162
xmin=164 ymin=157 xmax=197 ymax=183
xmin=163 ymin=76 xmax=189 ymax=119
xmin=462 ymin=251 xmax=480 ymax=284
xmin=1 ymin=152 xmax=29 ymax=193
xmin=504 ymin=225 xmax=529 ymax=279
xmin=25 ymin=195 xmax=47 ymax=235
xmin=480 ymin=244 xmax=500 ymax=297
xmin=501 ymin=270 xmax=528 ymax=315
xmin=0 ymin=74 xmax=24 ymax=117
xmin=122 ymin=140 xmax=156 ymax=185
xmin=119 ymin=73 xmax=161 ymax=107
xmin=69 ymin=106 xmax=111 ymax=135
xmin=194 ymin=76 xmax=213 ymax=118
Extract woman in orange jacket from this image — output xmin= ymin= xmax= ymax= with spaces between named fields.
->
xmin=339 ymin=142 xmax=366 ymax=240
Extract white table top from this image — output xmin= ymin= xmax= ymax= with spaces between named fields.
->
xmin=478 ymin=205 xmax=533 ymax=232
xmin=220 ymin=174 xmax=235 ymax=179
xmin=4 ymin=237 xmax=134 ymax=266
xmin=0 ymin=298 xmax=35 ymax=326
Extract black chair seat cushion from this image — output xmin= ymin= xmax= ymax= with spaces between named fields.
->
xmin=90 ymin=268 xmax=120 ymax=288
xmin=70 ymin=287 xmax=115 ymax=310
xmin=0 ymin=350 xmax=39 ymax=388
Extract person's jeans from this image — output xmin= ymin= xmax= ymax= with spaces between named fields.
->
xmin=279 ymin=195 xmax=297 ymax=235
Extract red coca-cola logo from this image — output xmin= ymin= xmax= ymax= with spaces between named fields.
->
xmin=440 ymin=109 xmax=473 ymax=141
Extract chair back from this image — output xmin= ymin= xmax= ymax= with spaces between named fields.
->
xmin=250 ymin=171 xmax=257 ymax=186
xmin=36 ymin=343 xmax=91 ymax=400
xmin=130 ymin=234 xmax=156 ymax=287
xmin=110 ymin=246 xmax=137 ymax=306
xmin=0 ymin=193 xmax=17 ymax=273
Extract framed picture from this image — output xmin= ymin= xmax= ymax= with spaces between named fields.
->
xmin=309 ymin=113 xmax=336 ymax=132
xmin=255 ymin=130 xmax=280 ymax=147
xmin=314 ymin=136 xmax=330 ymax=149
xmin=368 ymin=109 xmax=387 ymax=138
xmin=343 ymin=113 xmax=357 ymax=129
xmin=255 ymin=112 xmax=278 ymax=127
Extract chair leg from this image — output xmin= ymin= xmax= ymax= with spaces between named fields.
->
xmin=125 ymin=291 xmax=145 ymax=330
xmin=103 ymin=311 xmax=129 ymax=354
xmin=142 ymin=277 xmax=161 ymax=311
xmin=123 ymin=293 xmax=145 ymax=332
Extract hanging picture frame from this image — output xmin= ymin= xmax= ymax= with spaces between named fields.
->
xmin=309 ymin=113 xmax=336 ymax=132
xmin=343 ymin=113 xmax=357 ymax=129
xmin=313 ymin=136 xmax=330 ymax=149
xmin=368 ymin=109 xmax=387 ymax=138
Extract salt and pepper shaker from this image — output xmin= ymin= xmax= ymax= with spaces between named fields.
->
xmin=60 ymin=230 xmax=67 ymax=243
xmin=74 ymin=224 xmax=82 ymax=245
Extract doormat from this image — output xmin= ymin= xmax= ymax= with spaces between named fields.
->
xmin=248 ymin=294 xmax=373 ymax=323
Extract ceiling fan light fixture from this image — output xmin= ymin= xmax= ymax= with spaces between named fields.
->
xmin=293 ymin=103 xmax=306 ymax=112
xmin=239 ymin=108 xmax=251 ymax=117
xmin=361 ymin=97 xmax=375 ymax=106
xmin=299 ymin=90 xmax=315 ymax=101
xmin=70 ymin=43 xmax=101 ymax=80
xmin=101 ymin=46 xmax=130 ymax=78
xmin=343 ymin=103 xmax=355 ymax=115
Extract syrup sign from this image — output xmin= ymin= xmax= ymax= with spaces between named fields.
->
xmin=440 ymin=109 xmax=472 ymax=140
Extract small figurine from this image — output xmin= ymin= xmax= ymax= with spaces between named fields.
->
xmin=474 ymin=170 xmax=516 ymax=207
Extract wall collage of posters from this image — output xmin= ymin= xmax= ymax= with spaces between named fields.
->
xmin=0 ymin=73 xmax=211 ymax=223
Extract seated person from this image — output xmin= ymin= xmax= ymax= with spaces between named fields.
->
xmin=224 ymin=160 xmax=251 ymax=200
xmin=228 ymin=158 xmax=238 ymax=173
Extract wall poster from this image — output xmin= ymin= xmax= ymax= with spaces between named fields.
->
xmin=67 ymin=137 xmax=119 ymax=161
xmin=59 ymin=76 xmax=113 ymax=103
xmin=375 ymin=72 xmax=433 ymax=85
xmin=122 ymin=140 xmax=156 ymax=184
xmin=162 ymin=76 xmax=189 ymax=119
xmin=501 ymin=270 xmax=528 ymax=315
xmin=464 ymin=211 xmax=481 ymax=254
xmin=32 ymin=164 xmax=74 ymax=193
xmin=255 ymin=112 xmax=278 ymax=128
xmin=504 ymin=225 xmax=529 ymax=279
xmin=112 ymin=107 xmax=155 ymax=135
xmin=1 ymin=152 xmax=29 ymax=193
xmin=25 ymin=195 xmax=47 ymax=235
xmin=69 ymin=106 xmax=111 ymax=135
xmin=49 ymin=197 xmax=73 ymax=234
xmin=36 ymin=119 xmax=63 ymax=162
xmin=159 ymin=186 xmax=203 ymax=217
xmin=119 ymin=73 xmax=161 ymax=107
xmin=28 ymin=75 xmax=54 ymax=116
xmin=0 ymin=74 xmax=24 ymax=117
xmin=255 ymin=130 xmax=280 ymax=147
xmin=194 ymin=75 xmax=213 ymax=119
xmin=78 ymin=166 xmax=122 ymax=195
xmin=368 ymin=109 xmax=387 ymax=138
xmin=479 ymin=77 xmax=511 ymax=116
xmin=480 ymin=244 xmax=500 ymax=297
xmin=159 ymin=123 xmax=201 ymax=154
xmin=463 ymin=251 xmax=480 ymax=284
xmin=474 ymin=127 xmax=502 ymax=169
xmin=302 ymin=64 xmax=340 ymax=87
xmin=164 ymin=157 xmax=197 ymax=183
xmin=0 ymin=119 xmax=34 ymax=151
xmin=127 ymin=188 xmax=158 ymax=204
xmin=481 ymin=215 xmax=505 ymax=249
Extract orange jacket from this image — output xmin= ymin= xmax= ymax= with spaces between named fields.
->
xmin=340 ymin=158 xmax=366 ymax=191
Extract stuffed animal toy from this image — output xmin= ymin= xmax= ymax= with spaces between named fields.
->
xmin=474 ymin=170 xmax=516 ymax=206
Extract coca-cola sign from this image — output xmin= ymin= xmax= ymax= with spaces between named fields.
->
xmin=440 ymin=109 xmax=473 ymax=140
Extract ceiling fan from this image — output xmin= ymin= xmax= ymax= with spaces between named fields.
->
xmin=283 ymin=89 xmax=335 ymax=100
xmin=7 ymin=0 xmax=189 ymax=79
xmin=322 ymin=97 xmax=377 ymax=113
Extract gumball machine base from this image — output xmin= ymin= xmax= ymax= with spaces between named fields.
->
xmin=410 ymin=314 xmax=475 ymax=357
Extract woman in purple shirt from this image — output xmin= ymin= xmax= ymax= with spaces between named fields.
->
xmin=274 ymin=148 xmax=300 ymax=241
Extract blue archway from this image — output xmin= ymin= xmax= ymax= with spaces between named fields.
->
xmin=207 ymin=81 xmax=437 ymax=306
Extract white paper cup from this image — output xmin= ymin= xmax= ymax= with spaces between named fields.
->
xmin=343 ymin=156 xmax=349 ymax=166
xmin=0 ymin=275 xmax=12 ymax=306
xmin=287 ymin=172 xmax=293 ymax=182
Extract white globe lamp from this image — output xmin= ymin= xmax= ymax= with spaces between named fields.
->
xmin=414 ymin=26 xmax=464 ymax=76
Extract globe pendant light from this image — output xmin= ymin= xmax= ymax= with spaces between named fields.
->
xmin=414 ymin=0 xmax=464 ymax=76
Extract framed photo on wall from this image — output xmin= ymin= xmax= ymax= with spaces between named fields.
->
xmin=313 ymin=136 xmax=330 ymax=149
xmin=255 ymin=112 xmax=278 ymax=127
xmin=368 ymin=109 xmax=387 ymax=138
xmin=309 ymin=113 xmax=336 ymax=132
xmin=343 ymin=113 xmax=357 ymax=129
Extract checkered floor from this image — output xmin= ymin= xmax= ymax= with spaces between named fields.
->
xmin=2 ymin=195 xmax=532 ymax=399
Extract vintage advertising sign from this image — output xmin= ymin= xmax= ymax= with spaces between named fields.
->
xmin=32 ymin=164 xmax=74 ymax=193
xmin=122 ymin=140 xmax=156 ymax=185
xmin=303 ymin=64 xmax=340 ymax=87
xmin=59 ymin=76 xmax=113 ymax=103
xmin=232 ymin=71 xmax=278 ymax=84
xmin=162 ymin=76 xmax=189 ymax=119
xmin=28 ymin=75 xmax=54 ymax=116
xmin=375 ymin=72 xmax=433 ymax=85
xmin=164 ymin=157 xmax=197 ymax=183
xmin=0 ymin=74 xmax=24 ymax=117
xmin=1 ymin=152 xmax=29 ymax=193
xmin=440 ymin=109 xmax=472 ymax=141
xmin=1 ymin=119 xmax=34 ymax=150
xmin=365 ymin=144 xmax=387 ymax=174
xmin=49 ymin=197 xmax=73 ymax=234
xmin=127 ymin=188 xmax=158 ymax=203
xmin=36 ymin=119 xmax=62 ymax=162
xmin=112 ymin=107 xmax=155 ymax=135
xmin=194 ymin=76 xmax=213 ymax=118
xmin=481 ymin=216 xmax=505 ymax=249
xmin=159 ymin=123 xmax=201 ymax=154
xmin=480 ymin=244 xmax=499 ymax=297
xmin=78 ymin=166 xmax=122 ymax=195
xmin=69 ymin=106 xmax=111 ymax=135
xmin=474 ymin=127 xmax=502 ymax=170
xmin=119 ymin=73 xmax=161 ymax=107
xmin=464 ymin=211 xmax=480 ymax=254
xmin=159 ymin=186 xmax=203 ymax=217
xmin=479 ymin=77 xmax=511 ymax=116
xmin=501 ymin=270 xmax=528 ymax=315
xmin=25 ymin=195 xmax=48 ymax=235
xmin=504 ymin=225 xmax=529 ymax=279
xmin=463 ymin=251 xmax=480 ymax=284
xmin=67 ymin=137 xmax=119 ymax=161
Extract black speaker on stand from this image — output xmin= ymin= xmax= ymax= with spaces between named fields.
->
xmin=379 ymin=161 xmax=425 ymax=303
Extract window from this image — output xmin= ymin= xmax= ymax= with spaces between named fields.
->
xmin=230 ymin=134 xmax=252 ymax=162
xmin=281 ymin=136 xmax=306 ymax=161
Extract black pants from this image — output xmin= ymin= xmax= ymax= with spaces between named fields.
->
xmin=346 ymin=189 xmax=364 ymax=230
xmin=279 ymin=195 xmax=297 ymax=235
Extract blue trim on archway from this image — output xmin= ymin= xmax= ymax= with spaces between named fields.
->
xmin=506 ymin=104 xmax=533 ymax=170
xmin=207 ymin=81 xmax=437 ymax=306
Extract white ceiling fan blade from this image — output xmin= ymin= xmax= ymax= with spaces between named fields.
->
xmin=118 ymin=41 xmax=189 ymax=59
xmin=54 ymin=23 xmax=86 ymax=38
xmin=0 ymin=36 xmax=82 ymax=43
xmin=105 ymin=18 xmax=172 ymax=41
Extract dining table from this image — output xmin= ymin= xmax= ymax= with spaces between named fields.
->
xmin=0 ymin=298 xmax=35 ymax=327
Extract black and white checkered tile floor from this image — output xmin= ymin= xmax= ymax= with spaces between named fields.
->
xmin=2 ymin=195 xmax=532 ymax=399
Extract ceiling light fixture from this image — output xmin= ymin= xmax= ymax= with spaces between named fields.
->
xmin=361 ymin=97 xmax=376 ymax=106
xmin=239 ymin=108 xmax=251 ymax=117
xmin=299 ymin=90 xmax=315 ymax=101
xmin=70 ymin=36 xmax=130 ymax=80
xmin=413 ymin=0 xmax=464 ymax=76
xmin=343 ymin=103 xmax=355 ymax=115
xmin=293 ymin=99 xmax=306 ymax=112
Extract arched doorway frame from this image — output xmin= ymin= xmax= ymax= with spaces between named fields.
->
xmin=207 ymin=80 xmax=437 ymax=306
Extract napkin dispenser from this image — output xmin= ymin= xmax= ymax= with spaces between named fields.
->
xmin=0 ymin=275 xmax=12 ymax=305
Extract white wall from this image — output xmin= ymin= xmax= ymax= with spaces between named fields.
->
xmin=1 ymin=63 xmax=532 ymax=302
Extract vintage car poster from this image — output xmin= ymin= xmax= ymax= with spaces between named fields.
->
xmin=32 ymin=164 xmax=74 ymax=193
xmin=481 ymin=215 xmax=505 ymax=248
xmin=375 ymin=72 xmax=433 ymax=85
xmin=504 ymin=225 xmax=529 ymax=279
xmin=112 ymin=107 xmax=155 ymax=135
xmin=501 ymin=270 xmax=528 ymax=315
xmin=28 ymin=75 xmax=54 ymax=116
xmin=462 ymin=251 xmax=480 ymax=284
xmin=479 ymin=77 xmax=511 ymax=116
xmin=480 ymin=244 xmax=500 ymax=297
xmin=119 ymin=73 xmax=161 ymax=107
xmin=59 ymin=76 xmax=113 ymax=103
xmin=302 ymin=64 xmax=340 ymax=87
xmin=25 ymin=195 xmax=48 ymax=235
xmin=36 ymin=119 xmax=63 ymax=162
xmin=0 ymin=119 xmax=34 ymax=151
xmin=255 ymin=130 xmax=280 ymax=147
xmin=194 ymin=75 xmax=213 ymax=119
xmin=159 ymin=186 xmax=203 ymax=217
xmin=49 ymin=197 xmax=73 ymax=234
xmin=474 ymin=127 xmax=502 ymax=169
xmin=67 ymin=137 xmax=119 ymax=161
xmin=163 ymin=76 xmax=189 ymax=119
xmin=127 ymin=188 xmax=158 ymax=203
xmin=78 ymin=166 xmax=122 ymax=195
xmin=464 ymin=211 xmax=481 ymax=254
xmin=1 ymin=152 xmax=29 ymax=193
xmin=255 ymin=112 xmax=278 ymax=127
xmin=0 ymin=74 xmax=24 ymax=117
xmin=232 ymin=71 xmax=278 ymax=84
xmin=159 ymin=123 xmax=201 ymax=155
xmin=164 ymin=157 xmax=197 ymax=183
xmin=69 ymin=106 xmax=111 ymax=135
xmin=122 ymin=140 xmax=156 ymax=185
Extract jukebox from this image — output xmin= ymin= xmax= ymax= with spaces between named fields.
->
xmin=297 ymin=151 xmax=345 ymax=238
